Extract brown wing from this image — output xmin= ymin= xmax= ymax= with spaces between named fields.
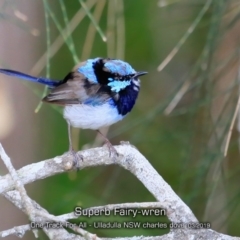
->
xmin=42 ymin=71 xmax=112 ymax=106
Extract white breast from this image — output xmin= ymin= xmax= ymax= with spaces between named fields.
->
xmin=63 ymin=103 xmax=124 ymax=130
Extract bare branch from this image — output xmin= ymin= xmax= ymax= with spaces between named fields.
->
xmin=0 ymin=143 xmax=38 ymax=237
xmin=1 ymin=143 xmax=240 ymax=239
xmin=0 ymin=224 xmax=31 ymax=238
xmin=3 ymin=190 xmax=98 ymax=240
xmin=0 ymin=145 xmax=35 ymax=214
xmin=0 ymin=143 xmax=197 ymax=223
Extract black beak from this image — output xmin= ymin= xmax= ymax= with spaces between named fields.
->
xmin=135 ymin=71 xmax=148 ymax=78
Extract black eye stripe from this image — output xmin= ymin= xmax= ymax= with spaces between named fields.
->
xmin=93 ymin=58 xmax=136 ymax=84
xmin=111 ymin=74 xmax=135 ymax=81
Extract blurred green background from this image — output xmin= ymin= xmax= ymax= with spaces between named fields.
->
xmin=0 ymin=0 xmax=240 ymax=239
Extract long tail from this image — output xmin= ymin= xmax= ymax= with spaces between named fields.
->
xmin=0 ymin=69 xmax=62 ymax=87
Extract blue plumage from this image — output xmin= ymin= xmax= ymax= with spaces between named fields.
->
xmin=107 ymin=80 xmax=131 ymax=92
xmin=0 ymin=69 xmax=60 ymax=87
xmin=104 ymin=59 xmax=136 ymax=76
xmin=0 ymin=58 xmax=147 ymax=158
xmin=78 ymin=58 xmax=100 ymax=83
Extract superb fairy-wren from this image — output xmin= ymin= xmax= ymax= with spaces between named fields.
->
xmin=0 ymin=58 xmax=147 ymax=159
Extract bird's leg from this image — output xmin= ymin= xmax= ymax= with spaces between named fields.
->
xmin=97 ymin=130 xmax=118 ymax=158
xmin=68 ymin=121 xmax=73 ymax=152
xmin=67 ymin=121 xmax=82 ymax=168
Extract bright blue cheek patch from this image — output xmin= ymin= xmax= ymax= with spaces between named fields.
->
xmin=78 ymin=58 xmax=100 ymax=83
xmin=105 ymin=60 xmax=136 ymax=76
xmin=108 ymin=80 xmax=131 ymax=92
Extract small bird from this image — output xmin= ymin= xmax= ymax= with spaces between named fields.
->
xmin=0 ymin=58 xmax=147 ymax=161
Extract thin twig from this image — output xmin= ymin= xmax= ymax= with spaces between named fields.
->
xmin=0 ymin=144 xmax=36 ymax=226
xmin=81 ymin=0 xmax=106 ymax=60
xmin=79 ymin=0 xmax=107 ymax=42
xmin=223 ymin=94 xmax=240 ymax=156
xmin=30 ymin=0 xmax=97 ymax=75
xmin=157 ymin=0 xmax=212 ymax=71
xmin=3 ymin=190 xmax=99 ymax=240
xmin=164 ymin=80 xmax=191 ymax=115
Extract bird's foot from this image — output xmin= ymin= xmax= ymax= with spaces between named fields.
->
xmin=68 ymin=149 xmax=83 ymax=170
xmin=104 ymin=141 xmax=119 ymax=162
xmin=96 ymin=130 xmax=119 ymax=162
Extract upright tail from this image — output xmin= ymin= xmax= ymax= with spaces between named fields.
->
xmin=0 ymin=69 xmax=62 ymax=87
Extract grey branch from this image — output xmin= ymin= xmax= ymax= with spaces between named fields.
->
xmin=0 ymin=142 xmax=240 ymax=239
xmin=0 ymin=144 xmax=37 ymax=229
xmin=0 ymin=142 xmax=195 ymax=223
xmin=2 ymin=190 xmax=97 ymax=240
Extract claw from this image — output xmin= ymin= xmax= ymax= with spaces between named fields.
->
xmin=105 ymin=141 xmax=119 ymax=161
xmin=67 ymin=122 xmax=83 ymax=169
xmin=97 ymin=130 xmax=119 ymax=162
xmin=69 ymin=150 xmax=83 ymax=170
